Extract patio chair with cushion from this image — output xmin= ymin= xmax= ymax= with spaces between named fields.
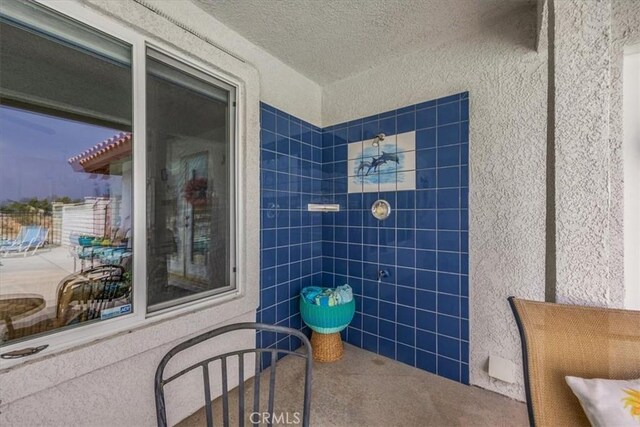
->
xmin=0 ymin=226 xmax=48 ymax=257
xmin=508 ymin=296 xmax=640 ymax=427
xmin=155 ymin=323 xmax=313 ymax=427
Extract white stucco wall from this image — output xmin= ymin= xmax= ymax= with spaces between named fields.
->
xmin=553 ymin=0 xmax=640 ymax=309
xmin=322 ymin=2 xmax=547 ymax=400
xmin=611 ymin=0 xmax=640 ymax=310
xmin=101 ymin=0 xmax=323 ymax=125
xmin=554 ymin=0 xmax=614 ymax=306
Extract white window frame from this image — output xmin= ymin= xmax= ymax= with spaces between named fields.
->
xmin=0 ymin=0 xmax=247 ymax=365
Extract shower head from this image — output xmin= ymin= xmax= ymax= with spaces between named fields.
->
xmin=372 ymin=133 xmax=385 ymax=147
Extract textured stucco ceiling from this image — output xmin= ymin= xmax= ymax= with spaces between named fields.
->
xmin=193 ymin=0 xmax=532 ymax=85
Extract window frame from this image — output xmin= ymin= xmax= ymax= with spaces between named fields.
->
xmin=0 ymin=0 xmax=245 ymax=363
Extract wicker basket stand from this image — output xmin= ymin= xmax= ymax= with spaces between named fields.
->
xmin=300 ymin=293 xmax=356 ymax=363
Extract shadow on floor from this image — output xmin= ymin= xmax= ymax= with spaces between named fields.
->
xmin=178 ymin=343 xmax=527 ymax=427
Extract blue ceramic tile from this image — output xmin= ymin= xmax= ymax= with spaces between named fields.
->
xmin=379 ymin=116 xmax=396 ymax=135
xmin=461 ymin=231 xmax=469 ymax=253
xmin=379 ymin=301 xmax=395 ymax=321
xmin=437 ymin=210 xmax=459 ymax=230
xmin=461 ymin=123 xmax=469 ymax=144
xmin=416 ymin=350 xmax=437 ymax=373
xmin=437 ymin=124 xmax=460 ymax=147
xmin=397 ymin=286 xmax=416 ymax=307
xmin=438 ymin=166 xmax=460 ymax=188
xmin=396 ymin=191 xmax=415 ymax=209
xmin=460 ymin=254 xmax=469 ymax=275
xmin=461 ymin=99 xmax=469 ymax=121
xmin=438 ymin=314 xmax=460 ymax=338
xmin=438 ymin=357 xmax=460 ymax=382
xmin=438 ymin=251 xmax=460 ymax=273
xmin=396 ymin=229 xmax=415 ymax=248
xmin=363 ymin=332 xmax=378 ymax=352
xmin=416 ymin=128 xmax=437 ymax=150
xmin=461 ymin=363 xmax=470 ymax=385
xmin=416 ymin=107 xmax=437 ymax=129
xmin=334 ymin=127 xmax=348 ymax=146
xmin=417 ymin=169 xmax=437 ymax=189
xmin=437 ymin=102 xmax=460 ymax=126
xmin=437 ymin=231 xmax=460 ymax=252
xmin=416 ymin=249 xmax=437 ymax=270
xmin=276 ymin=115 xmax=290 ymax=137
xmin=260 ymin=102 xmax=276 ymax=113
xmin=379 ymin=337 xmax=396 ymax=359
xmin=397 ymin=112 xmax=415 ymax=133
xmin=416 ymin=99 xmax=437 ymax=109
xmin=416 ymin=269 xmax=437 ymax=291
xmin=397 ymin=210 xmax=415 ymax=228
xmin=379 ymin=319 xmax=396 ymax=340
xmin=378 ymin=282 xmax=396 ymax=302
xmin=347 ymin=328 xmax=362 ymax=347
xmin=415 ymin=210 xmax=436 ymax=229
xmin=437 ymin=144 xmax=460 ymax=167
xmin=460 ymin=165 xmax=469 ymax=187
xmin=416 ymin=190 xmax=436 ymax=210
xmin=438 ymin=272 xmax=460 ymax=295
xmin=461 ymin=297 xmax=469 ymax=319
xmin=460 ymin=209 xmax=469 ymax=230
xmin=416 ymin=330 xmax=437 ymax=353
xmin=261 ymin=129 xmax=277 ymax=152
xmin=461 ymin=319 xmax=469 ymax=341
xmin=438 ymin=293 xmax=460 ymax=320
xmin=438 ymin=335 xmax=460 ymax=360
xmin=397 ymin=305 xmax=415 ymax=326
xmin=363 ymin=119 xmax=378 ymax=139
xmin=322 ymin=131 xmax=333 ymax=148
xmin=416 ymin=289 xmax=436 ymax=312
xmin=397 ymin=343 xmax=415 ymax=366
xmin=416 ymin=230 xmax=437 ymax=250
xmin=397 ymin=324 xmax=415 ymax=346
xmin=259 ymin=96 xmax=470 ymax=378
xmin=261 ymin=109 xmax=276 ymax=132
xmin=437 ymin=94 xmax=460 ymax=104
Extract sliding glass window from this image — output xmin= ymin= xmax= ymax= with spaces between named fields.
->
xmin=0 ymin=2 xmax=133 ymax=344
xmin=0 ymin=2 xmax=238 ymax=349
xmin=146 ymin=49 xmax=236 ymax=312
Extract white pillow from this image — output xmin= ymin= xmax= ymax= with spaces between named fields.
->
xmin=565 ymin=376 xmax=640 ymax=427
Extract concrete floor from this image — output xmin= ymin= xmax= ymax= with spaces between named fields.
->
xmin=0 ymin=246 xmax=75 ymax=305
xmin=179 ymin=343 xmax=528 ymax=427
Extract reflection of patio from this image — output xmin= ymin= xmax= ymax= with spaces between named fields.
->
xmin=0 ymin=246 xmax=75 ymax=308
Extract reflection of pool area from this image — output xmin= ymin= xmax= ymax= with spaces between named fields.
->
xmin=0 ymin=246 xmax=75 ymax=333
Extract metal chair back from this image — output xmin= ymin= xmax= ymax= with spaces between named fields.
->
xmin=155 ymin=322 xmax=312 ymax=427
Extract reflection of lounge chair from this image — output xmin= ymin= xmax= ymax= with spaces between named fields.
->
xmin=54 ymin=264 xmax=131 ymax=327
xmin=4 ymin=265 xmax=132 ymax=340
xmin=0 ymin=226 xmax=48 ymax=257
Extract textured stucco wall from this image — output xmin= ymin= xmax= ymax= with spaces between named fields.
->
xmin=611 ymin=0 xmax=640 ymax=308
xmin=553 ymin=0 xmax=614 ymax=306
xmin=323 ymin=3 xmax=546 ymax=400
xmin=91 ymin=0 xmax=323 ymax=125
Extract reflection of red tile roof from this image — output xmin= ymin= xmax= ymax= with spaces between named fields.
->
xmin=68 ymin=132 xmax=131 ymax=174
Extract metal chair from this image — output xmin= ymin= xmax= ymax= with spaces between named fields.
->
xmin=155 ymin=323 xmax=313 ymax=427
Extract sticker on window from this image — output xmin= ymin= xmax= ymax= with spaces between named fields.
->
xmin=100 ymin=304 xmax=132 ymax=320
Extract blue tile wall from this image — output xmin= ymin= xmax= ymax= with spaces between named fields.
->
xmin=259 ymin=92 xmax=469 ymax=384
xmin=258 ymin=102 xmax=324 ymax=369
xmin=321 ymin=92 xmax=470 ymax=384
